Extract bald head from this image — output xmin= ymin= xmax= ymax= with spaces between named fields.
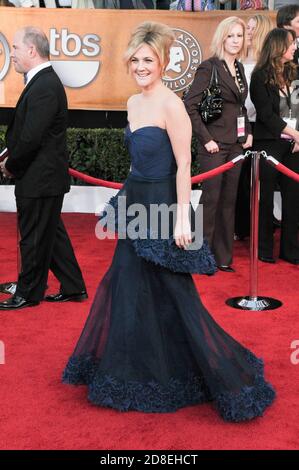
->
xmin=11 ymin=27 xmax=50 ymax=75
xmin=22 ymin=27 xmax=50 ymax=59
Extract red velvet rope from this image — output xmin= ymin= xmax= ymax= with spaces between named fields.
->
xmin=273 ymin=162 xmax=299 ymax=184
xmin=191 ymin=161 xmax=234 ymax=184
xmin=69 ymin=160 xmax=236 ymax=188
xmin=69 ymin=169 xmax=122 ymax=189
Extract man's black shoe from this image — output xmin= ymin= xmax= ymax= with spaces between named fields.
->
xmin=258 ymin=256 xmax=275 ymax=264
xmin=44 ymin=291 xmax=88 ymax=302
xmin=217 ymin=265 xmax=235 ymax=273
xmin=0 ymin=295 xmax=39 ymax=311
xmin=279 ymin=256 xmax=299 ymax=265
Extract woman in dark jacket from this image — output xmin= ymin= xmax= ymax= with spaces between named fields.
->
xmin=250 ymin=28 xmax=299 ymax=264
xmin=185 ymin=16 xmax=252 ymax=272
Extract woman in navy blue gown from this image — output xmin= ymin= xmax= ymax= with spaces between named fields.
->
xmin=63 ymin=21 xmax=275 ymax=422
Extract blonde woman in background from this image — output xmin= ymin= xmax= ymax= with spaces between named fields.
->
xmin=185 ymin=17 xmax=252 ymax=273
xmin=244 ymin=14 xmax=273 ymax=123
xmin=235 ymin=14 xmax=273 ymax=240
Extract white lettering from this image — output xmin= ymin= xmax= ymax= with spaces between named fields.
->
xmin=49 ymin=28 xmax=60 ymax=56
xmin=0 ymin=340 xmax=4 ymax=365
xmin=290 ymin=340 xmax=299 ymax=365
xmin=49 ymin=29 xmax=101 ymax=58
xmin=82 ymin=34 xmax=101 ymax=57
xmin=61 ymin=29 xmax=81 ymax=56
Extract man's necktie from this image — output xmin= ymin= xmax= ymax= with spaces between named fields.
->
xmin=23 ymin=73 xmax=28 ymax=85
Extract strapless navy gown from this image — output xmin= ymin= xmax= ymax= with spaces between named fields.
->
xmin=63 ymin=126 xmax=275 ymax=422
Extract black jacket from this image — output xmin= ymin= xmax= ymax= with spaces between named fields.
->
xmin=5 ymin=66 xmax=70 ymax=198
xmin=250 ymin=68 xmax=287 ymax=141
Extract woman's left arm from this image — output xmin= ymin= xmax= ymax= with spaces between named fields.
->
xmin=165 ymin=96 xmax=192 ymax=250
xmin=242 ymin=102 xmax=253 ymax=149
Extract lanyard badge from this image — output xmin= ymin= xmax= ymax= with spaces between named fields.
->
xmin=237 ymin=113 xmax=246 ymax=143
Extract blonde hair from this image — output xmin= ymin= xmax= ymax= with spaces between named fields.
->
xmin=210 ymin=16 xmax=247 ymax=60
xmin=124 ymin=21 xmax=175 ymax=71
xmin=248 ymin=15 xmax=274 ymax=61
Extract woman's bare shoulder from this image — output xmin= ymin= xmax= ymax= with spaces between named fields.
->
xmin=163 ymin=88 xmax=185 ymax=112
xmin=127 ymin=93 xmax=141 ymax=108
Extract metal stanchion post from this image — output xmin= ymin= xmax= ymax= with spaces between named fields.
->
xmin=226 ymin=151 xmax=282 ymax=311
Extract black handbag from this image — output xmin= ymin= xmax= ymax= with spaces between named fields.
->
xmin=198 ymin=65 xmax=223 ymax=124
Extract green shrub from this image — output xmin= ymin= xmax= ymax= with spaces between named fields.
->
xmin=0 ymin=127 xmax=201 ymax=186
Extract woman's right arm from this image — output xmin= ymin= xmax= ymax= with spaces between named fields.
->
xmin=280 ymin=125 xmax=299 ymax=145
xmin=250 ymin=71 xmax=299 ymax=146
xmin=184 ymin=60 xmax=218 ymax=152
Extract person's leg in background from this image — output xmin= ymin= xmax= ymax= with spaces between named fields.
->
xmin=234 ymin=152 xmax=251 ymax=240
xmin=198 ymin=145 xmax=226 ymax=258
xmin=254 ymin=140 xmax=284 ymax=262
xmin=212 ymin=142 xmax=243 ymax=269
xmin=279 ymin=146 xmax=299 ymax=263
xmin=14 ymin=195 xmax=64 ymax=302
xmin=47 ymin=217 xmax=87 ymax=298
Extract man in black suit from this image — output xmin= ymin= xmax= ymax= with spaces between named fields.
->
xmin=0 ymin=27 xmax=87 ymax=310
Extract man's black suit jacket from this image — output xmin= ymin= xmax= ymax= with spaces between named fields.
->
xmin=5 ymin=65 xmax=70 ymax=198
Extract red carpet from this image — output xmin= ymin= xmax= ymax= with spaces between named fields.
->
xmin=0 ymin=212 xmax=298 ymax=450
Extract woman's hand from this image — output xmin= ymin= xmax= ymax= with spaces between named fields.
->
xmin=204 ymin=140 xmax=219 ymax=154
xmin=282 ymin=126 xmax=299 ymax=145
xmin=292 ymin=142 xmax=299 ymax=153
xmin=242 ymin=134 xmax=253 ymax=149
xmin=174 ymin=218 xmax=192 ymax=250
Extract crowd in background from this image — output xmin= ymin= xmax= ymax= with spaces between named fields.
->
xmin=183 ymin=4 xmax=299 ymax=269
xmin=0 ymin=0 xmax=297 ymax=10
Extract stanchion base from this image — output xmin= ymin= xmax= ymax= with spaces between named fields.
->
xmin=0 ymin=282 xmax=17 ymax=295
xmin=226 ymin=296 xmax=282 ymax=311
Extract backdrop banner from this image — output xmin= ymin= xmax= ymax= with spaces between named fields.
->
xmin=0 ymin=7 xmax=274 ymax=110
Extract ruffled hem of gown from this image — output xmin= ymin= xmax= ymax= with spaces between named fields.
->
xmin=101 ymin=192 xmax=217 ymax=275
xmin=62 ymin=350 xmax=276 ymax=422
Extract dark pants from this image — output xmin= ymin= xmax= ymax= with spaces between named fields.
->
xmin=253 ymin=139 xmax=299 ymax=260
xmin=198 ymin=142 xmax=243 ymax=266
xmin=15 ymin=195 xmax=86 ymax=302
xmin=234 ymin=124 xmax=255 ymax=239
xmin=234 ymin=155 xmax=251 ymax=239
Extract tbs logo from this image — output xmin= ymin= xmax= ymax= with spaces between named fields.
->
xmin=49 ymin=29 xmax=101 ymax=88
xmin=0 ymin=29 xmax=101 ymax=88
xmin=0 ymin=32 xmax=10 ymax=81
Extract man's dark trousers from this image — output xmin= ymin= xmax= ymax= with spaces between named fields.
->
xmin=16 ymin=195 xmax=86 ymax=303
